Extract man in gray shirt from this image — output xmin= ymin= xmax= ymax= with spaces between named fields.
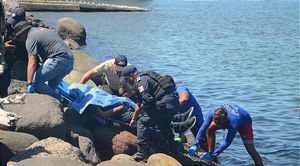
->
xmin=13 ymin=21 xmax=74 ymax=102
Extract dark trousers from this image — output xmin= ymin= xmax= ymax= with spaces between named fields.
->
xmin=0 ymin=67 xmax=11 ymax=98
xmin=136 ymin=95 xmax=179 ymax=146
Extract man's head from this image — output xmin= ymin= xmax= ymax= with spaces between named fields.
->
xmin=114 ymin=55 xmax=128 ymax=75
xmin=121 ymin=65 xmax=137 ymax=85
xmin=213 ymin=108 xmax=228 ymax=127
xmin=7 ymin=7 xmax=26 ymax=28
xmin=13 ymin=21 xmax=32 ymax=42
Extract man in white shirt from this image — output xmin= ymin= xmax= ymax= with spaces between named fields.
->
xmin=79 ymin=55 xmax=132 ymax=96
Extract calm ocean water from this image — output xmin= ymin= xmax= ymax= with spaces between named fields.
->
xmin=32 ymin=0 xmax=299 ymax=165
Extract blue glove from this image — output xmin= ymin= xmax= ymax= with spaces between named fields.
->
xmin=200 ymin=152 xmax=212 ymax=160
xmin=27 ymin=84 xmax=35 ymax=93
xmin=189 ymin=145 xmax=199 ymax=157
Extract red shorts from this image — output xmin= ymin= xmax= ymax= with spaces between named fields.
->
xmin=238 ymin=123 xmax=254 ymax=143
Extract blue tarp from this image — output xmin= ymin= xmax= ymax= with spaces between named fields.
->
xmin=58 ymin=81 xmax=137 ymax=114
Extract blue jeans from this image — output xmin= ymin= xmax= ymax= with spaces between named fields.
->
xmin=33 ymin=57 xmax=74 ymax=101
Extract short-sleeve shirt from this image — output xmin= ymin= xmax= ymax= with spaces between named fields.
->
xmin=26 ymin=27 xmax=73 ymax=62
xmin=176 ymin=84 xmax=203 ymax=124
xmin=93 ymin=59 xmax=131 ymax=92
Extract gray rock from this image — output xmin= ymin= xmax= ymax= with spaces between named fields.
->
xmin=112 ymin=131 xmax=138 ymax=155
xmin=3 ymin=0 xmax=19 ymax=11
xmin=64 ymin=38 xmax=80 ymax=50
xmin=91 ymin=125 xmax=123 ymax=160
xmin=8 ymin=137 xmax=85 ymax=165
xmin=0 ymin=130 xmax=38 ymax=166
xmin=3 ymin=94 xmax=66 ymax=139
xmin=13 ymin=157 xmax=91 ymax=166
xmin=0 ymin=130 xmax=39 ymax=153
xmin=97 ymin=160 xmax=145 ymax=166
xmin=146 ymin=153 xmax=182 ymax=166
xmin=78 ymin=135 xmax=101 ymax=165
xmin=11 ymin=61 xmax=27 ymax=81
xmin=66 ymin=124 xmax=94 ymax=142
xmin=111 ymin=154 xmax=135 ymax=161
xmin=56 ymin=18 xmax=86 ymax=46
xmin=8 ymin=80 xmax=27 ymax=95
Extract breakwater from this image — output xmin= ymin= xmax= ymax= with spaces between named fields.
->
xmin=18 ymin=0 xmax=148 ymax=12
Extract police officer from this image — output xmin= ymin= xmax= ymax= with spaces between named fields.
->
xmin=121 ymin=65 xmax=180 ymax=161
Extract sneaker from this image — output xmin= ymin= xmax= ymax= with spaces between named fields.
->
xmin=183 ymin=107 xmax=194 ymax=121
xmin=180 ymin=116 xmax=196 ymax=134
xmin=175 ymin=133 xmax=187 ymax=143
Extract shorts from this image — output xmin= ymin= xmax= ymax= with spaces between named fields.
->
xmin=238 ymin=123 xmax=254 ymax=144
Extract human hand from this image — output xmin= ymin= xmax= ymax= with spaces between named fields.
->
xmin=5 ymin=40 xmax=16 ymax=53
xmin=189 ymin=145 xmax=200 ymax=157
xmin=129 ymin=118 xmax=137 ymax=127
xmin=200 ymin=152 xmax=212 ymax=160
xmin=27 ymin=84 xmax=35 ymax=93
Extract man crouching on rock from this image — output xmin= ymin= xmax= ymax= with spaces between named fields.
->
xmin=13 ymin=21 xmax=74 ymax=102
xmin=121 ymin=65 xmax=180 ymax=161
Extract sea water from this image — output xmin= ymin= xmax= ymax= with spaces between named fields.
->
xmin=33 ymin=0 xmax=299 ymax=165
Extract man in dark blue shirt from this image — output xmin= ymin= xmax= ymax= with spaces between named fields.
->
xmin=121 ymin=65 xmax=180 ymax=161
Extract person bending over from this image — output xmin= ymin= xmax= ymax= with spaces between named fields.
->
xmin=189 ymin=103 xmax=263 ymax=166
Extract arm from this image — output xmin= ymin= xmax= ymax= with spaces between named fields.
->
xmin=211 ymin=126 xmax=236 ymax=157
xmin=206 ymin=122 xmax=220 ymax=153
xmin=79 ymin=68 xmax=98 ymax=84
xmin=194 ymin=110 xmax=214 ymax=145
xmin=27 ymin=55 xmax=37 ymax=84
xmin=96 ymin=105 xmax=124 ymax=119
xmin=129 ymin=104 xmax=141 ymax=127
xmin=179 ymin=92 xmax=189 ymax=105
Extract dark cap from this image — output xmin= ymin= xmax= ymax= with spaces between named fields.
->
xmin=121 ymin=65 xmax=137 ymax=77
xmin=115 ymin=55 xmax=128 ymax=67
xmin=13 ymin=21 xmax=32 ymax=38
xmin=7 ymin=8 xmax=26 ymax=28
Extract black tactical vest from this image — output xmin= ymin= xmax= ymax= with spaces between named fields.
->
xmin=138 ymin=71 xmax=176 ymax=100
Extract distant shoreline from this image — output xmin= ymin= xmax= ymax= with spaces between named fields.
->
xmin=19 ymin=0 xmax=148 ymax=12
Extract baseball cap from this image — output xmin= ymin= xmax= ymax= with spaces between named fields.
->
xmin=13 ymin=21 xmax=32 ymax=38
xmin=121 ymin=65 xmax=137 ymax=78
xmin=7 ymin=8 xmax=26 ymax=28
xmin=114 ymin=55 xmax=128 ymax=71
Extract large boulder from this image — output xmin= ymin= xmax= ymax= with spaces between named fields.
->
xmin=11 ymin=61 xmax=27 ymax=81
xmin=64 ymin=70 xmax=96 ymax=86
xmin=7 ymin=80 xmax=27 ymax=95
xmin=97 ymin=160 xmax=145 ymax=166
xmin=91 ymin=125 xmax=123 ymax=160
xmin=63 ymin=51 xmax=98 ymax=86
xmin=146 ymin=153 xmax=182 ymax=166
xmin=3 ymin=0 xmax=19 ymax=11
xmin=2 ymin=94 xmax=66 ymax=139
xmin=66 ymin=124 xmax=94 ymax=142
xmin=111 ymin=154 xmax=135 ymax=161
xmin=66 ymin=131 xmax=100 ymax=165
xmin=0 ymin=130 xmax=39 ymax=166
xmin=13 ymin=158 xmax=91 ymax=166
xmin=78 ymin=135 xmax=101 ymax=165
xmin=0 ymin=130 xmax=39 ymax=153
xmin=112 ymin=131 xmax=138 ymax=155
xmin=56 ymin=17 xmax=86 ymax=46
xmin=8 ymin=137 xmax=85 ymax=165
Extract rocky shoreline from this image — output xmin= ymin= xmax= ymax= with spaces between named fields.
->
xmin=1 ymin=2 xmax=219 ymax=165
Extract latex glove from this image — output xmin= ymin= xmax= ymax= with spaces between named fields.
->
xmin=27 ymin=84 xmax=35 ymax=93
xmin=189 ymin=145 xmax=199 ymax=157
xmin=200 ymin=152 xmax=212 ymax=160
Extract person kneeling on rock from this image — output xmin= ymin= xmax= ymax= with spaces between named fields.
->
xmin=13 ymin=21 xmax=74 ymax=103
